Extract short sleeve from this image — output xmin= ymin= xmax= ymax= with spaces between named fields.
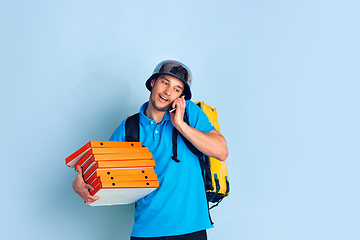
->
xmin=186 ymin=101 xmax=216 ymax=133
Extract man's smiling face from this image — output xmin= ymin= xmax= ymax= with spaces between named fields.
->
xmin=149 ymin=75 xmax=184 ymax=112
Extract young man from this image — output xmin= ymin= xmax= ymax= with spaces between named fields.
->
xmin=73 ymin=60 xmax=228 ymax=239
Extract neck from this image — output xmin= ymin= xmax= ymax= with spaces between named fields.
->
xmin=145 ymin=103 xmax=166 ymax=124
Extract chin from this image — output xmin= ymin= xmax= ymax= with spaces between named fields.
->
xmin=155 ymin=105 xmax=171 ymax=112
xmin=150 ymin=99 xmax=171 ymax=112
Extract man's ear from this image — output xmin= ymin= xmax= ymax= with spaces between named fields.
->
xmin=150 ymin=79 xmax=156 ymax=88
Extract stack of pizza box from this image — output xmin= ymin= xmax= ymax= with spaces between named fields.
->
xmin=65 ymin=141 xmax=158 ymax=206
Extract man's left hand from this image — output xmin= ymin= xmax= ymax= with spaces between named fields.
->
xmin=170 ymin=96 xmax=186 ymax=130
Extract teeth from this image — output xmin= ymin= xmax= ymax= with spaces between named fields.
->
xmin=160 ymin=95 xmax=168 ymax=101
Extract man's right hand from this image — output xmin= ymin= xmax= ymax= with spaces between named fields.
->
xmin=72 ymin=165 xmax=100 ymax=204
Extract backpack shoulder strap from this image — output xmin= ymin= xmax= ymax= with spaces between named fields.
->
xmin=125 ymin=113 xmax=140 ymax=142
xmin=181 ymin=112 xmax=203 ymax=157
xmin=171 ymin=110 xmax=203 ymax=162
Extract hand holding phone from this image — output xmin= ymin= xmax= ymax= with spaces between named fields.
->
xmin=169 ymin=95 xmax=186 ymax=129
xmin=169 ymin=95 xmax=185 ymax=114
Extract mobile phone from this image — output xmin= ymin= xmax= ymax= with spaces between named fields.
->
xmin=169 ymin=95 xmax=185 ymax=113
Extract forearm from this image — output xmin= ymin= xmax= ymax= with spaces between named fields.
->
xmin=176 ymin=122 xmax=228 ymax=161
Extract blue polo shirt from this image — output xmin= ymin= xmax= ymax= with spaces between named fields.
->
xmin=109 ymin=100 xmax=215 ymax=237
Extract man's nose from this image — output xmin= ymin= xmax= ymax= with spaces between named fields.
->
xmin=164 ymin=86 xmax=171 ymax=95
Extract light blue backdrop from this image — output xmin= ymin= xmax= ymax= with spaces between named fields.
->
xmin=1 ymin=1 xmax=359 ymax=240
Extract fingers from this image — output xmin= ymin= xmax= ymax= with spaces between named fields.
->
xmin=75 ymin=166 xmax=86 ymax=187
xmin=170 ymin=97 xmax=187 ymax=129
xmin=76 ymin=165 xmax=83 ymax=179
xmin=73 ymin=167 xmax=100 ymax=204
xmin=76 ymin=165 xmax=82 ymax=173
xmin=84 ymin=190 xmax=100 ymax=204
xmin=80 ymin=183 xmax=100 ymax=204
xmin=171 ymin=96 xmax=186 ymax=113
xmin=84 ymin=195 xmax=100 ymax=204
xmin=84 ymin=181 xmax=94 ymax=192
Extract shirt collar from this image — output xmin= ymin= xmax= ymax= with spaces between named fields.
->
xmin=139 ymin=102 xmax=171 ymax=125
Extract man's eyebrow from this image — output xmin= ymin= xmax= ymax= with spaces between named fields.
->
xmin=161 ymin=76 xmax=183 ymax=90
xmin=161 ymin=76 xmax=170 ymax=82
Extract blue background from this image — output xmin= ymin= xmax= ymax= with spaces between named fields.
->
xmin=1 ymin=1 xmax=359 ymax=239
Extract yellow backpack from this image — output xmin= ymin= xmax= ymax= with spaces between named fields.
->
xmin=195 ymin=101 xmax=230 ymax=208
